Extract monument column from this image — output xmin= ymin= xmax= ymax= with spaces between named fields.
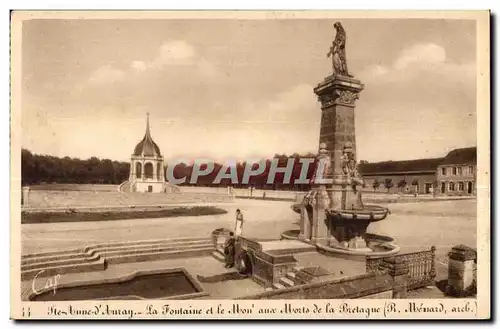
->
xmin=312 ymin=22 xmax=367 ymax=249
xmin=314 ymin=75 xmax=363 ymax=181
xmin=296 ymin=22 xmax=393 ymax=254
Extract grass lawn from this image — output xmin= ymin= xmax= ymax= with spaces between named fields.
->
xmin=22 ymin=206 xmax=228 ymax=224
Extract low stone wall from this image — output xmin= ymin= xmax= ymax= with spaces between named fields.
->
xmin=23 ymin=190 xmax=234 ymax=209
xmin=238 ymin=272 xmax=394 ymax=299
xmin=28 ymin=184 xmax=120 ymax=192
xmin=236 ymin=236 xmax=298 ymax=288
xmin=366 ymin=246 xmax=436 ymax=291
xmin=251 ymin=250 xmax=297 ymax=287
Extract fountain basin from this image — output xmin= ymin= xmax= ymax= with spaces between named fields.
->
xmin=327 ymin=204 xmax=389 ymax=221
xmin=281 ymin=229 xmax=400 ymax=257
xmin=29 ymin=268 xmax=207 ymax=301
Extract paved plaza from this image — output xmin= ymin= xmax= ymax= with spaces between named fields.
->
xmin=22 ymin=198 xmax=476 ymax=272
xmin=21 ymin=198 xmax=475 ymax=300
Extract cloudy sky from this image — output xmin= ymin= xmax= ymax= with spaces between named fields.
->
xmin=21 ymin=18 xmax=476 ymax=162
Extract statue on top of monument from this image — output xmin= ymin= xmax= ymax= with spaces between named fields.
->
xmin=327 ymin=22 xmax=352 ymax=77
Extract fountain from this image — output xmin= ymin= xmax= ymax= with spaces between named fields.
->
xmin=286 ymin=22 xmax=399 ymax=256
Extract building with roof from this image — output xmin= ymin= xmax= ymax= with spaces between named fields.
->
xmin=436 ymin=147 xmax=477 ymax=196
xmin=128 ymin=114 xmax=165 ymax=192
xmin=358 ymin=147 xmax=476 ymax=196
xmin=119 ymin=114 xmax=178 ymax=193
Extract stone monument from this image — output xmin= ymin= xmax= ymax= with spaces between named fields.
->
xmin=296 ymin=22 xmax=396 ymax=255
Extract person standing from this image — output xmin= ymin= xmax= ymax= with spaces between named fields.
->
xmin=234 ymin=209 xmax=244 ymax=237
xmin=223 ymin=232 xmax=236 ymax=268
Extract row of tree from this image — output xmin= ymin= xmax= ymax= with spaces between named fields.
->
xmin=371 ymin=178 xmax=437 ymax=193
xmin=21 ymin=149 xmax=131 ymax=186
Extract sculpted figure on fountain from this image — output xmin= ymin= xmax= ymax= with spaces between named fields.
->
xmin=340 ymin=142 xmax=364 ymax=190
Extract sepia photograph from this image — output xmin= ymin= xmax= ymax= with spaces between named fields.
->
xmin=10 ymin=10 xmax=490 ymax=319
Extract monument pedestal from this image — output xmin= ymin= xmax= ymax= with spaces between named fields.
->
xmin=314 ymin=74 xmax=364 ymax=178
xmin=298 ymin=74 xmax=369 ymax=251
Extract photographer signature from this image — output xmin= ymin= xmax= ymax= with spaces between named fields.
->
xmin=31 ymin=270 xmax=60 ymax=295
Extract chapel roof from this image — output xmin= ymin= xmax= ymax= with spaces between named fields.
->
xmin=133 ymin=114 xmax=161 ymax=157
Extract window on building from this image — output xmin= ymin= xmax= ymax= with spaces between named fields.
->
xmin=467 ymin=182 xmax=473 ymax=194
xmin=468 ymin=165 xmax=474 ymax=175
xmin=458 ymin=182 xmax=464 ymax=191
xmin=452 ymin=167 xmax=457 ymax=175
xmin=144 ymin=162 xmax=154 ymax=179
xmin=441 ymin=182 xmax=446 ymax=193
xmin=441 ymin=167 xmax=446 ymax=176
xmin=457 ymin=167 xmax=462 ymax=176
xmin=449 ymin=182 xmax=455 ymax=192
xmin=136 ymin=162 xmax=142 ymax=179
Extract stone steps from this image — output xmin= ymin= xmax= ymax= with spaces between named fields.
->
xmin=279 ymin=277 xmax=295 ymax=288
xmin=23 ymin=241 xmax=213 ymax=271
xmin=22 ymin=238 xmax=212 ymax=267
xmin=21 ymin=236 xmax=209 ymax=259
xmin=271 ymin=266 xmax=304 ymax=290
xmin=211 ymin=251 xmax=225 ymax=263
xmin=22 ymin=253 xmax=101 ymax=271
xmin=82 ymin=237 xmax=213 ymax=251
xmin=89 ymin=241 xmax=212 ymax=257
xmin=211 ymin=246 xmax=226 ymax=263
xmin=105 ymin=247 xmax=215 ymax=265
xmin=22 ymin=251 xmax=86 ymax=266
xmin=21 ymin=257 xmax=106 ymax=281
xmin=21 ymin=237 xmax=215 ymax=281
xmin=272 ymin=282 xmax=286 ymax=290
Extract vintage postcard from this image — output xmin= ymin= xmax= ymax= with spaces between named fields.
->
xmin=10 ymin=10 xmax=490 ymax=320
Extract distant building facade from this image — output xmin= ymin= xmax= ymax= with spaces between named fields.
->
xmin=358 ymin=147 xmax=476 ymax=196
xmin=436 ymin=147 xmax=476 ymax=196
xmin=359 ymin=158 xmax=441 ymax=195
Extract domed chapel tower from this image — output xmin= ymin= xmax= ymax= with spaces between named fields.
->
xmin=128 ymin=114 xmax=165 ymax=192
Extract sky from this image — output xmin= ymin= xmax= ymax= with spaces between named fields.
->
xmin=21 ymin=18 xmax=477 ymax=163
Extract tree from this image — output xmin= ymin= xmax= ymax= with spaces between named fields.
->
xmin=372 ymin=179 xmax=380 ymax=191
xmin=384 ymin=178 xmax=394 ymax=193
xmin=397 ymin=179 xmax=407 ymax=192
xmin=21 ymin=149 xmax=35 ymax=185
